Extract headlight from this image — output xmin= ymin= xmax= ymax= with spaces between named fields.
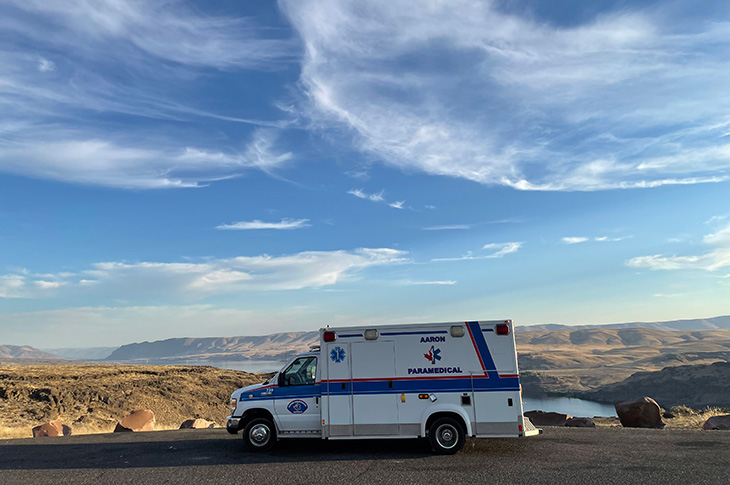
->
xmin=229 ymin=397 xmax=237 ymax=412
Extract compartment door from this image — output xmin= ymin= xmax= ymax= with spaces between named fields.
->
xmin=324 ymin=342 xmax=352 ymax=436
xmin=351 ymin=341 xmax=399 ymax=436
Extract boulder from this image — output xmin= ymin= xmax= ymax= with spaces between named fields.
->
xmin=524 ymin=410 xmax=573 ymax=426
xmin=615 ymin=397 xmax=665 ymax=428
xmin=565 ymin=417 xmax=596 ymax=427
xmin=32 ymin=419 xmax=72 ymax=437
xmin=114 ymin=409 xmax=156 ymax=432
xmin=179 ymin=419 xmax=215 ymax=429
xmin=703 ymin=415 xmax=730 ymax=430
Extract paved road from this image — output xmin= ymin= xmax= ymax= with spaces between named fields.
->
xmin=1 ymin=427 xmax=728 ymax=484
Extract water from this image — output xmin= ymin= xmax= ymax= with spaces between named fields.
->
xmin=522 ymin=396 xmax=617 ymax=417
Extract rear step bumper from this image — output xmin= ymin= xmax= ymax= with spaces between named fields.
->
xmin=523 ymin=417 xmax=543 ymax=437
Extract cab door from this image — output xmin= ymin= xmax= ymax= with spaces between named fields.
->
xmin=273 ymin=356 xmax=321 ymax=433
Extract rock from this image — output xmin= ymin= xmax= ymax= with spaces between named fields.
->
xmin=524 ymin=410 xmax=573 ymax=426
xmin=703 ymin=415 xmax=730 ymax=430
xmin=565 ymin=417 xmax=596 ymax=427
xmin=114 ymin=409 xmax=156 ymax=432
xmin=32 ymin=419 xmax=72 ymax=437
xmin=615 ymin=397 xmax=665 ymax=428
xmin=179 ymin=419 xmax=215 ymax=429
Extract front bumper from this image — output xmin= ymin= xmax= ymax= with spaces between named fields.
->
xmin=226 ymin=416 xmax=241 ymax=434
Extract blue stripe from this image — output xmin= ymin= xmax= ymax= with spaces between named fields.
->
xmin=482 ymin=328 xmax=494 ymax=332
xmin=338 ymin=334 xmax=361 ymax=338
xmin=467 ymin=321 xmax=499 ymax=378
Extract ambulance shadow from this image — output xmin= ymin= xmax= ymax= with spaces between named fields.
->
xmin=0 ymin=433 xmax=432 ymax=470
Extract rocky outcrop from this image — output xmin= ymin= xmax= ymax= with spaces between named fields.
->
xmin=703 ymin=415 xmax=730 ymax=430
xmin=32 ymin=419 xmax=72 ymax=437
xmin=615 ymin=397 xmax=664 ymax=428
xmin=565 ymin=417 xmax=596 ymax=427
xmin=114 ymin=409 xmax=155 ymax=432
xmin=524 ymin=410 xmax=572 ymax=426
xmin=179 ymin=419 xmax=215 ymax=429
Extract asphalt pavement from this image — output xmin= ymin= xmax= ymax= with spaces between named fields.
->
xmin=1 ymin=426 xmax=728 ymax=484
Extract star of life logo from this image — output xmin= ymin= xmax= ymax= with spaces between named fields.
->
xmin=330 ymin=346 xmax=346 ymax=363
xmin=408 ymin=345 xmax=461 ymax=375
xmin=424 ymin=345 xmax=442 ymax=364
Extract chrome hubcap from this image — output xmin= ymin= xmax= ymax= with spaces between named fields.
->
xmin=250 ymin=424 xmax=270 ymax=446
xmin=436 ymin=424 xmax=457 ymax=449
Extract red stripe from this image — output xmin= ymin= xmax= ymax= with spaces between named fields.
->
xmin=499 ymin=374 xmax=519 ymax=378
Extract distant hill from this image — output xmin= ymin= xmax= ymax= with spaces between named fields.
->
xmin=579 ymin=361 xmax=730 ymax=408
xmin=0 ymin=345 xmax=61 ymax=360
xmin=105 ymin=331 xmax=319 ymax=363
xmin=519 ymin=315 xmax=730 ymax=332
xmin=43 ymin=347 xmax=118 ymax=361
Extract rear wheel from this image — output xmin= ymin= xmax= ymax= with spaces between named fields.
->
xmin=242 ymin=417 xmax=277 ymax=452
xmin=429 ymin=417 xmax=465 ymax=455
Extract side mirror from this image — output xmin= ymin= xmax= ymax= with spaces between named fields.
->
xmin=278 ymin=373 xmax=285 ymax=387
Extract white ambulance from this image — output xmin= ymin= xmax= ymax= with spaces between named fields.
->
xmin=226 ymin=320 xmax=540 ymax=454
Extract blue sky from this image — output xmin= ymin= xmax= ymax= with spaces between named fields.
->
xmin=1 ymin=0 xmax=729 ymax=347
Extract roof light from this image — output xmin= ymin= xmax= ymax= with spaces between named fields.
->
xmin=364 ymin=329 xmax=379 ymax=340
xmin=496 ymin=323 xmax=510 ymax=335
xmin=450 ymin=325 xmax=465 ymax=338
xmin=323 ymin=331 xmax=337 ymax=342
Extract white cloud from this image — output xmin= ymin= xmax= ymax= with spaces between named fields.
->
xmin=562 ymin=237 xmax=589 ymax=244
xmin=216 ymin=218 xmax=310 ymax=231
xmin=37 ymin=57 xmax=55 ymax=72
xmin=483 ymin=242 xmax=523 ymax=258
xmin=399 ymin=280 xmax=456 ymax=286
xmin=347 ymin=188 xmax=406 ymax=209
xmin=627 ymin=221 xmax=730 ymax=271
xmin=433 ymin=241 xmax=523 ymax=262
xmin=282 ymin=0 xmax=730 ymax=191
xmin=0 ymin=2 xmax=294 ymax=189
xmin=388 ymin=201 xmax=405 ymax=210
xmin=423 ymin=224 xmax=472 ymax=231
xmin=0 ymin=129 xmax=292 ymax=189
xmin=0 ymin=248 xmax=408 ymax=299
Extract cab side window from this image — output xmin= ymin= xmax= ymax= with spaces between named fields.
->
xmin=280 ymin=357 xmax=317 ymax=386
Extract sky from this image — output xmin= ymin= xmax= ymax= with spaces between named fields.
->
xmin=1 ymin=0 xmax=729 ymax=348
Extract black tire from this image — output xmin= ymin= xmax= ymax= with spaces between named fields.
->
xmin=429 ymin=417 xmax=465 ymax=455
xmin=242 ymin=417 xmax=277 ymax=452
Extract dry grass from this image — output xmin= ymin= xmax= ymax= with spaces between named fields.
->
xmin=0 ymin=363 xmax=268 ymax=439
xmin=665 ymin=406 xmax=729 ymax=429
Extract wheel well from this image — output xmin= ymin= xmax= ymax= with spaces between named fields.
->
xmin=425 ymin=412 xmax=467 ymax=436
xmin=241 ymin=408 xmax=275 ymax=427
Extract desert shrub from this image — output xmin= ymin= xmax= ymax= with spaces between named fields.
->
xmin=669 ymin=405 xmax=695 ymax=416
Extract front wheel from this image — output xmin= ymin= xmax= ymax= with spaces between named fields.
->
xmin=242 ymin=417 xmax=277 ymax=452
xmin=429 ymin=417 xmax=465 ymax=455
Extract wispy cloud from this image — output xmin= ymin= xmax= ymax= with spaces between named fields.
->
xmin=37 ymin=57 xmax=55 ymax=72
xmin=433 ymin=242 xmax=523 ymax=262
xmin=217 ymin=218 xmax=310 ymax=231
xmin=398 ymin=280 xmax=457 ymax=286
xmin=347 ymin=188 xmax=407 ymax=209
xmin=283 ymin=0 xmax=730 ymax=191
xmin=0 ymin=248 xmax=408 ymax=299
xmin=564 ymin=235 xmax=630 ymax=244
xmin=483 ymin=242 xmax=523 ymax=258
xmin=423 ymin=225 xmax=472 ymax=231
xmin=627 ymin=221 xmax=730 ymax=271
xmin=0 ymin=1 xmax=294 ymax=189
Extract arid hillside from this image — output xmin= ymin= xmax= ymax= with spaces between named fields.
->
xmin=516 ymin=328 xmax=730 ymax=407
xmin=0 ymin=364 xmax=267 ymax=439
